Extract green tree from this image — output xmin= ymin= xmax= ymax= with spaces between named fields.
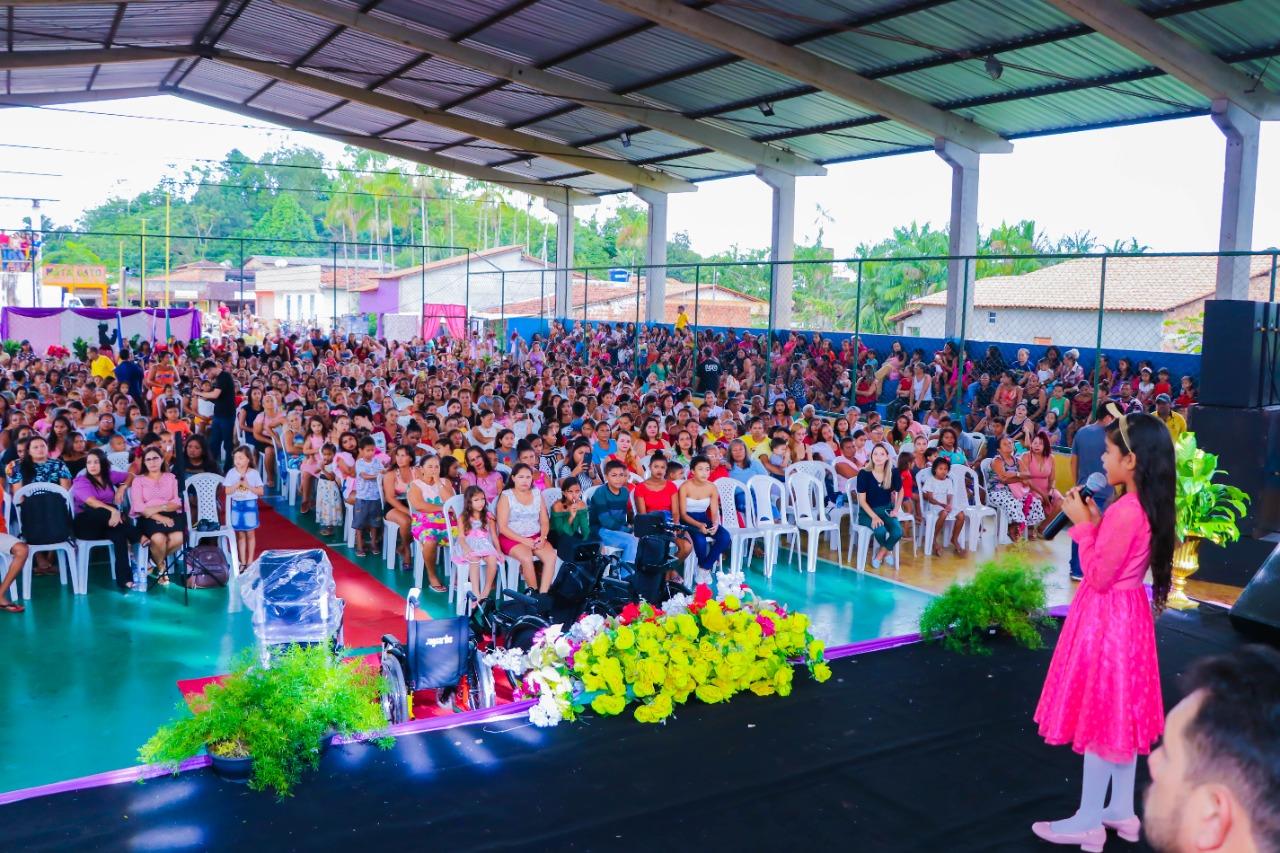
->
xmin=251 ymin=193 xmax=319 ymax=254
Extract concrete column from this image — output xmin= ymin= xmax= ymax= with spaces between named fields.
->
xmin=634 ymin=187 xmax=668 ymax=325
xmin=544 ymin=199 xmax=574 ymax=320
xmin=1212 ymin=99 xmax=1260 ymax=300
xmin=756 ymin=166 xmax=796 ymax=332
xmin=935 ymin=139 xmax=980 ymax=339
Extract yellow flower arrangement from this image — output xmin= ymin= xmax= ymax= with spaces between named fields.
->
xmin=509 ymin=586 xmax=832 ymax=728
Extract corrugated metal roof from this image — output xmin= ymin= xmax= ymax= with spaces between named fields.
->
xmin=3 ymin=0 xmax=1277 ymax=198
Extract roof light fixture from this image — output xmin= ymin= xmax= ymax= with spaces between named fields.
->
xmin=759 ymin=101 xmax=775 ymax=117
xmin=620 ymin=131 xmax=631 ymax=148
xmin=984 ymin=55 xmax=1004 ymax=81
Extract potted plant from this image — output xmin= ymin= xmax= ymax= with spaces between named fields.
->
xmin=918 ymin=554 xmax=1052 ymax=655
xmin=70 ymin=337 xmax=88 ymax=362
xmin=140 ymin=645 xmax=393 ymax=796
xmin=1172 ymin=432 xmax=1249 ymax=610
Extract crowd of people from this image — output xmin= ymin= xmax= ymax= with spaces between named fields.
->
xmin=0 ymin=316 xmax=1196 ymax=613
xmin=0 ymin=229 xmax=40 ymax=273
xmin=3 ymin=311 xmax=1278 ymax=853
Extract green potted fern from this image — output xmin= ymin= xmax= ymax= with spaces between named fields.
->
xmin=140 ymin=645 xmax=393 ymax=796
xmin=918 ymin=554 xmax=1052 ymax=655
xmin=1171 ymin=432 xmax=1249 ymax=610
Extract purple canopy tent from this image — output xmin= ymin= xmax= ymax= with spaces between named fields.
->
xmin=0 ymin=308 xmax=202 ymax=355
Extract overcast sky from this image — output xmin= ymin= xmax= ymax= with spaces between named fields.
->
xmin=1 ymin=94 xmax=1275 ymax=256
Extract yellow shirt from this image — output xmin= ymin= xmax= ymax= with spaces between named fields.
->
xmin=742 ymin=433 xmax=769 ymax=457
xmin=90 ymin=354 xmax=116 ymax=380
xmin=1158 ymin=410 xmax=1187 ymax=443
xmin=675 ymin=311 xmax=689 ymax=331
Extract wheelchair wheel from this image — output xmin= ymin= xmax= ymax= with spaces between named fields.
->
xmin=503 ymin=614 xmax=550 ymax=652
xmin=379 ymin=652 xmax=409 ymax=724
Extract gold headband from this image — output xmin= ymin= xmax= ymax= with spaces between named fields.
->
xmin=1105 ymin=401 xmax=1140 ymax=450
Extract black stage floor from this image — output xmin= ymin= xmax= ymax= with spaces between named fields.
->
xmin=7 ymin=606 xmax=1249 ymax=852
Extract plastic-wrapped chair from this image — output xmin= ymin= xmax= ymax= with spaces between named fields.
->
xmin=184 ymin=472 xmax=238 ymax=577
xmin=788 ymin=473 xmax=840 ymax=573
xmin=745 ymin=475 xmax=798 ymax=577
xmin=240 ymin=548 xmax=344 ymax=666
xmin=13 ymin=483 xmax=79 ymax=598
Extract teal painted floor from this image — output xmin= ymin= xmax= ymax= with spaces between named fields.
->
xmin=1 ymin=495 xmax=931 ymax=794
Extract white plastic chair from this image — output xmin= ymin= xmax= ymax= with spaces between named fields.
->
xmin=275 ymin=427 xmax=301 ymax=507
xmin=787 ymin=473 xmax=840 ymax=573
xmin=184 ymin=472 xmax=239 ymax=577
xmin=842 ymin=479 xmax=905 ymax=572
xmin=954 ymin=464 xmax=999 ymax=552
xmin=441 ymin=494 xmax=469 ymax=615
xmin=745 ymin=475 xmax=798 ymax=577
xmin=106 ymin=451 xmax=132 ymax=474
xmin=13 ymin=483 xmax=79 ymax=598
xmin=714 ymin=478 xmax=760 ymax=575
xmin=979 ymin=457 xmax=1014 ymax=545
xmin=382 ymin=475 xmax=421 ymax=573
xmin=75 ymin=538 xmax=116 ymax=593
xmin=542 ymin=487 xmax=562 ymax=508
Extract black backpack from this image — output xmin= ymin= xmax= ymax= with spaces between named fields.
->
xmin=19 ymin=491 xmax=73 ymax=546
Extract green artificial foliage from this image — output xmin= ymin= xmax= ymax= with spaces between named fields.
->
xmin=69 ymin=337 xmax=88 ymax=362
xmin=139 ymin=645 xmax=392 ymax=797
xmin=185 ymin=337 xmax=207 ymax=360
xmin=128 ymin=333 xmax=143 ymax=353
xmin=1175 ymin=432 xmax=1249 ymax=546
xmin=2 ymin=339 xmax=21 ymax=357
xmin=918 ymin=553 xmax=1052 ymax=655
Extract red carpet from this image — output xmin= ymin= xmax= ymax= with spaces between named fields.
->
xmin=253 ymin=504 xmax=419 ymax=649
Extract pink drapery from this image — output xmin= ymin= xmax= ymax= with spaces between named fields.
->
xmin=422 ymin=302 xmax=466 ymax=340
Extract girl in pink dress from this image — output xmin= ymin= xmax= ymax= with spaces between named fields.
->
xmin=1032 ymin=411 xmax=1176 ymax=851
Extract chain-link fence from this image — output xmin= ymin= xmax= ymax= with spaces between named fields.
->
xmin=479 ymin=249 xmax=1280 ymax=420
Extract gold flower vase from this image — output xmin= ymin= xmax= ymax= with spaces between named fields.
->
xmin=1168 ymin=537 xmax=1201 ymax=611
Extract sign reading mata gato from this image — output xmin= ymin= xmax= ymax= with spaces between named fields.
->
xmin=42 ymin=265 xmax=107 ymax=287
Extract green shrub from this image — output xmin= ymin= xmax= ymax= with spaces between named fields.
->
xmin=918 ymin=553 xmax=1052 ymax=655
xmin=3 ymin=339 xmax=23 ymax=357
xmin=140 ymin=645 xmax=393 ymax=796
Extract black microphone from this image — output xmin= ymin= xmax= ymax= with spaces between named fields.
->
xmin=1041 ymin=472 xmax=1110 ymax=539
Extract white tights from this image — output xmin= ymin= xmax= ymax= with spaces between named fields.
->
xmin=1050 ymin=751 xmax=1138 ymax=834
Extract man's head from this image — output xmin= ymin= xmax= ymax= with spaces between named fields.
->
xmin=603 ymin=459 xmax=628 ymax=491
xmin=1144 ymin=645 xmax=1280 ymax=853
xmin=1156 ymin=393 xmax=1173 ymax=415
xmin=201 ymin=359 xmax=219 ymax=378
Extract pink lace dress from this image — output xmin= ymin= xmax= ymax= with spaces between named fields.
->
xmin=1034 ymin=492 xmax=1164 ymax=762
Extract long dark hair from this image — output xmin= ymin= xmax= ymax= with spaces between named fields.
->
xmin=83 ymin=448 xmax=112 ymax=491
xmin=1107 ymin=414 xmax=1176 ymax=611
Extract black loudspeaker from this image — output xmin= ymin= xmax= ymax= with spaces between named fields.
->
xmin=1187 ymin=405 xmax=1280 ymax=539
xmin=1230 ymin=543 xmax=1280 ymax=645
xmin=1198 ymin=300 xmax=1280 ymax=408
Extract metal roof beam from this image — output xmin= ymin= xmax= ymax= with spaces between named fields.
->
xmin=596 ymin=0 xmax=1011 ymax=154
xmin=214 ymin=52 xmax=694 ymax=193
xmin=271 ymin=0 xmax=825 ymax=176
xmin=0 ymin=46 xmax=188 ymax=69
xmin=1043 ymin=0 xmax=1280 ymax=119
xmin=0 ymin=86 xmax=161 ymax=107
xmin=167 ymin=86 xmax=598 ymax=207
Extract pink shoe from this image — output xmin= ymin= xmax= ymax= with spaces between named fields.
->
xmin=1031 ymin=821 xmax=1106 ymax=852
xmin=1104 ymin=816 xmax=1141 ymax=843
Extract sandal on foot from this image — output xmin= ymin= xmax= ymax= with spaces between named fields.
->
xmin=0 ymin=600 xmax=24 ymax=613
xmin=429 ymin=581 xmax=447 ymax=593
xmin=156 ymin=574 xmax=170 ymax=586
xmin=355 ymin=549 xmax=367 ymax=558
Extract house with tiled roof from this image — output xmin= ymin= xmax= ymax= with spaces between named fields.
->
xmin=351 ymin=245 xmax=552 ymax=316
xmin=889 ymin=255 xmax=1277 ymax=352
xmin=481 ymin=275 xmax=768 ymax=327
